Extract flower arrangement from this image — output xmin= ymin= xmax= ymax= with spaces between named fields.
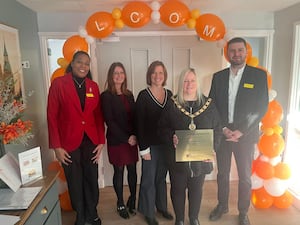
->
xmin=0 ymin=76 xmax=33 ymax=146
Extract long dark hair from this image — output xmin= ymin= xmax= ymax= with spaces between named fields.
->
xmin=65 ymin=51 xmax=92 ymax=79
xmin=104 ymin=62 xmax=131 ymax=96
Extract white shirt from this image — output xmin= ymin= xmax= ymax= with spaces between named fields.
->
xmin=228 ymin=65 xmax=245 ymax=123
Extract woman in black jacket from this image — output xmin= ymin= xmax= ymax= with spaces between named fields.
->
xmin=101 ymin=62 xmax=138 ymax=219
xmin=158 ymin=68 xmax=222 ymax=225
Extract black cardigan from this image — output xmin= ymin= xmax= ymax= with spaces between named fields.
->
xmin=101 ymin=90 xmax=136 ymax=146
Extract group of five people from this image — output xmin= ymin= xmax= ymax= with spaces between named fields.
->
xmin=47 ymin=37 xmax=269 ymax=225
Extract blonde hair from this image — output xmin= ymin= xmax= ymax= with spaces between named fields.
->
xmin=176 ymin=68 xmax=205 ymax=106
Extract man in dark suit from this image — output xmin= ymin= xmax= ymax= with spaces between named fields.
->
xmin=208 ymin=37 xmax=269 ymax=225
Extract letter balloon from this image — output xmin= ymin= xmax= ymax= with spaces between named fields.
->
xmin=121 ymin=2 xmax=151 ymax=28
xmin=86 ymin=12 xmax=114 ymax=39
xmin=159 ymin=0 xmax=190 ymax=27
xmin=195 ymin=13 xmax=226 ymax=41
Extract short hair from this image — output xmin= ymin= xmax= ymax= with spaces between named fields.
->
xmin=227 ymin=37 xmax=247 ymax=49
xmin=65 ymin=51 xmax=92 ymax=79
xmin=146 ymin=60 xmax=168 ymax=86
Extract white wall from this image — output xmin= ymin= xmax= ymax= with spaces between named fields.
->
xmin=273 ymin=3 xmax=300 ymax=130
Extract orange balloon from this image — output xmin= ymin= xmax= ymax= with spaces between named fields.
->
xmin=273 ymin=191 xmax=293 ymax=209
xmin=274 ymin=162 xmax=291 ymax=180
xmin=195 ymin=13 xmax=225 ymax=41
xmin=223 ymin=42 xmax=252 ymax=62
xmin=159 ymin=0 xmax=190 ymax=27
xmin=62 ymin=35 xmax=88 ymax=62
xmin=261 ymin=100 xmax=283 ymax=128
xmin=247 ymin=56 xmax=259 ymax=67
xmin=251 ymin=187 xmax=273 ymax=209
xmin=86 ymin=12 xmax=114 ymax=38
xmin=255 ymin=160 xmax=274 ymax=179
xmin=258 ymin=133 xmax=285 ymax=158
xmin=47 ymin=160 xmax=66 ymax=181
xmin=50 ymin=68 xmax=65 ymax=82
xmin=59 ymin=191 xmax=73 ymax=211
xmin=57 ymin=57 xmax=69 ymax=68
xmin=121 ymin=2 xmax=151 ymax=28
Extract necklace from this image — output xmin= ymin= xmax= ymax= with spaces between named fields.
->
xmin=172 ymin=96 xmax=212 ymax=130
xmin=73 ymin=78 xmax=85 ymax=88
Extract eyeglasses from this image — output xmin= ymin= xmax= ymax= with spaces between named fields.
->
xmin=113 ymin=71 xmax=125 ymax=75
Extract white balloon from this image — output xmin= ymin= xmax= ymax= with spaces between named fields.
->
xmin=85 ymin=35 xmax=95 ymax=44
xmin=151 ymin=11 xmax=160 ymax=22
xmin=251 ymin=173 xmax=264 ymax=190
xmin=269 ymin=89 xmax=277 ymax=102
xmin=269 ymin=156 xmax=282 ymax=166
xmin=150 ymin=1 xmax=161 ymax=11
xmin=78 ymin=26 xmax=87 ymax=38
xmin=263 ymin=178 xmax=289 ymax=197
xmin=259 ymin=155 xmax=269 ymax=162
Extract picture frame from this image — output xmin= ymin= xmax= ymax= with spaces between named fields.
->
xmin=0 ymin=23 xmax=25 ymax=102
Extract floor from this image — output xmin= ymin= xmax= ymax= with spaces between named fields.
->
xmin=61 ymin=181 xmax=300 ymax=225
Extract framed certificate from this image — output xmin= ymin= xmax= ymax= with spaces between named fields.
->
xmin=175 ymin=129 xmax=214 ymax=162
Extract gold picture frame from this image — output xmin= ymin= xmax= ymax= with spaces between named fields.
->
xmin=0 ymin=23 xmax=25 ymax=102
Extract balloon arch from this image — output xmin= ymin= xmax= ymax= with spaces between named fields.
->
xmin=50 ymin=0 xmax=293 ymax=210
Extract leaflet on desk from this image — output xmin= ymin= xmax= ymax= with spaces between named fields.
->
xmin=0 ymin=147 xmax=43 ymax=192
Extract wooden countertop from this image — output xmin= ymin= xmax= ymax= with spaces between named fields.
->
xmin=0 ymin=171 xmax=59 ymax=225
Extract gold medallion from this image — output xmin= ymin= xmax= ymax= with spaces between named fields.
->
xmin=189 ymin=123 xmax=196 ymax=130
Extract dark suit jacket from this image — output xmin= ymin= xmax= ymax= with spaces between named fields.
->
xmin=101 ymin=90 xmax=136 ymax=146
xmin=47 ymin=73 xmax=105 ymax=152
xmin=209 ymin=65 xmax=269 ymax=144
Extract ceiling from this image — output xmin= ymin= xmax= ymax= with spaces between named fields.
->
xmin=16 ymin=0 xmax=300 ymax=14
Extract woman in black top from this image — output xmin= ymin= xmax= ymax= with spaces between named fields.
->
xmin=136 ymin=61 xmax=174 ymax=225
xmin=101 ymin=62 xmax=138 ymax=219
xmin=158 ymin=68 xmax=222 ymax=225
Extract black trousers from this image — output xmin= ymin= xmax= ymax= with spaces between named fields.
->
xmin=138 ymin=145 xmax=168 ymax=218
xmin=169 ymin=167 xmax=205 ymax=222
xmin=216 ymin=138 xmax=255 ymax=214
xmin=63 ymin=135 xmax=99 ymax=225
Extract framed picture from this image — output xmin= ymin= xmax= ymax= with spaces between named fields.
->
xmin=0 ymin=23 xmax=25 ymax=102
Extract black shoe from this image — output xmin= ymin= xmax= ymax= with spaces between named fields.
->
xmin=117 ymin=204 xmax=129 ymax=219
xmin=190 ymin=219 xmax=200 ymax=225
xmin=239 ymin=214 xmax=250 ymax=225
xmin=175 ymin=221 xmax=184 ymax=225
xmin=145 ymin=216 xmax=159 ymax=225
xmin=209 ymin=205 xmax=229 ymax=221
xmin=157 ymin=209 xmax=174 ymax=220
xmin=126 ymin=196 xmax=136 ymax=215
xmin=85 ymin=217 xmax=102 ymax=225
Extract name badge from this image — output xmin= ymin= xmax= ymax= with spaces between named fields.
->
xmin=86 ymin=93 xmax=94 ymax=97
xmin=243 ymin=83 xmax=254 ymax=89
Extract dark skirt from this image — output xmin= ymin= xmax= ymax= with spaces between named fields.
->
xmin=107 ymin=143 xmax=138 ymax=167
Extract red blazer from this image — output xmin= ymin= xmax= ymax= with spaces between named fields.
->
xmin=47 ymin=73 xmax=105 ymax=152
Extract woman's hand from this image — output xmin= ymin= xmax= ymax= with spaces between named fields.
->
xmin=142 ymin=152 xmax=151 ymax=160
xmin=128 ymin=135 xmax=137 ymax=146
xmin=92 ymin=144 xmax=104 ymax=164
xmin=54 ymin=148 xmax=72 ymax=165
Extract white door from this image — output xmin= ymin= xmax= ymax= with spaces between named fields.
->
xmin=96 ymin=35 xmax=223 ymax=186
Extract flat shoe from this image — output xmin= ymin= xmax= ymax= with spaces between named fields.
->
xmin=117 ymin=205 xmax=129 ymax=219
